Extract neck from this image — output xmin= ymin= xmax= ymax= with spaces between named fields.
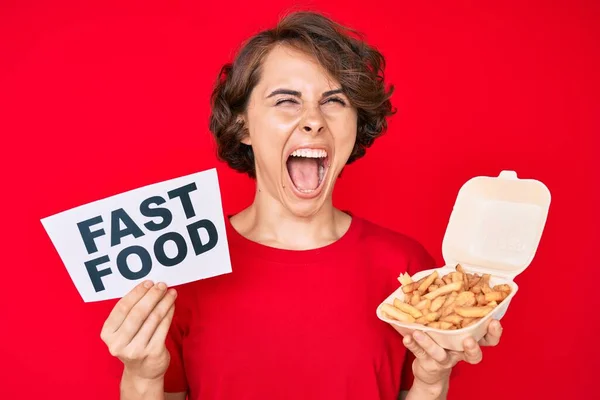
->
xmin=230 ymin=188 xmax=351 ymax=250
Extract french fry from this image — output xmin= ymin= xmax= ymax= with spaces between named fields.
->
xmin=465 ymin=317 xmax=481 ymax=327
xmin=444 ymin=291 xmax=457 ymax=304
xmin=482 ymin=283 xmax=492 ymax=294
xmin=493 ymin=284 xmax=511 ymax=293
xmin=415 ymin=299 xmax=431 ymax=311
xmin=425 ymin=312 xmax=440 ymax=322
xmin=487 ymin=300 xmax=498 ymax=307
xmin=424 ymin=282 xmax=463 ymax=300
xmin=442 ymin=275 xmax=452 ymax=285
xmin=398 ymin=272 xmax=413 ymax=286
xmin=401 ymin=283 xmax=416 ymax=294
xmin=484 ymin=291 xmax=505 ymax=303
xmin=455 ymin=291 xmax=476 ymax=307
xmin=411 ymin=292 xmax=421 ymax=306
xmin=476 ymin=293 xmax=487 ymax=306
xmin=455 ymin=306 xmax=494 ymax=318
xmin=481 ymin=274 xmax=492 ymax=294
xmin=394 ymin=298 xmax=423 ymax=319
xmin=428 ymin=285 xmax=439 ymax=293
xmin=414 ymin=293 xmax=422 ymax=304
xmin=440 ymin=321 xmax=453 ymax=330
xmin=440 ymin=314 xmax=463 ymax=326
xmin=381 ymin=303 xmax=415 ymax=323
xmin=418 ymin=271 xmax=438 ymax=293
xmin=427 ymin=321 xmax=442 ymax=329
xmin=415 ymin=316 xmax=428 ymax=324
xmin=441 ymin=293 xmax=457 ymax=312
xmin=421 ymin=308 xmax=431 ymax=315
xmin=404 ymin=293 xmax=413 ymax=305
xmin=472 ymin=279 xmax=484 ymax=294
xmin=441 ymin=302 xmax=456 ymax=317
xmin=434 ymin=278 xmax=445 ymax=286
xmin=455 ymin=265 xmax=468 ymax=283
xmin=440 ymin=292 xmax=458 ymax=317
xmin=430 ymin=295 xmax=446 ymax=312
xmin=461 ymin=317 xmax=474 ymax=328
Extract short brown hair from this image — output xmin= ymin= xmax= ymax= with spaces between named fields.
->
xmin=208 ymin=11 xmax=395 ymax=178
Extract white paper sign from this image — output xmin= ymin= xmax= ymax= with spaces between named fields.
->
xmin=41 ymin=168 xmax=232 ymax=302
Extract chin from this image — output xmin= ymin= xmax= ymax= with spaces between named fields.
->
xmin=282 ymin=194 xmax=331 ymax=218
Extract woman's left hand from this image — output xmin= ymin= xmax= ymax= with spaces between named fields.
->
xmin=403 ymin=320 xmax=503 ymax=387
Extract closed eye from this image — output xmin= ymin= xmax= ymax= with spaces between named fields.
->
xmin=323 ymin=96 xmax=346 ymax=106
xmin=275 ymin=96 xmax=346 ymax=106
xmin=275 ymin=98 xmax=299 ymax=106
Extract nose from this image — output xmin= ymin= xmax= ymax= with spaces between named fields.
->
xmin=301 ymin=124 xmax=324 ymax=134
xmin=300 ymin=108 xmax=325 ymax=135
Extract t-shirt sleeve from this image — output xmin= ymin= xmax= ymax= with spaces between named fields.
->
xmin=163 ymin=297 xmax=189 ymax=393
xmin=400 ymin=240 xmax=437 ymax=391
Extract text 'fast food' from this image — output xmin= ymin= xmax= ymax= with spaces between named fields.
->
xmin=379 ymin=264 xmax=512 ymax=330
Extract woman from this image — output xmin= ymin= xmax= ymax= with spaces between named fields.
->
xmin=100 ymin=11 xmax=503 ymax=400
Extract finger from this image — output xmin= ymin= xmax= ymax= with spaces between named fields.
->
xmin=448 ymin=350 xmax=465 ymax=366
xmin=412 ymin=331 xmax=449 ymax=364
xmin=403 ymin=333 xmax=428 ymax=360
xmin=462 ymin=337 xmax=483 ymax=364
xmin=103 ymin=280 xmax=154 ymax=334
xmin=127 ymin=288 xmax=177 ymax=350
xmin=147 ymin=301 xmax=176 ymax=351
xmin=115 ymin=282 xmax=169 ymax=345
xmin=479 ymin=320 xmax=503 ymax=347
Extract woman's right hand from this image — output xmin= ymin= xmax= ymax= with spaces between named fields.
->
xmin=100 ymin=280 xmax=177 ymax=381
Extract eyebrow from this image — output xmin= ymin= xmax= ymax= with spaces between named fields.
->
xmin=266 ymin=88 xmax=344 ymax=99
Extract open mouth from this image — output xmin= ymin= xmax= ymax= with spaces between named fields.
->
xmin=285 ymin=148 xmax=329 ymax=197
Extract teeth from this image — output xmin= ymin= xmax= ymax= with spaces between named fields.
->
xmin=290 ymin=148 xmax=327 ymax=158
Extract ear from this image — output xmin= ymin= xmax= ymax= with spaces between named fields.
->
xmin=237 ymin=115 xmax=251 ymax=145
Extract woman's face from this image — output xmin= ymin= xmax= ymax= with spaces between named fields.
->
xmin=241 ymin=45 xmax=358 ymax=217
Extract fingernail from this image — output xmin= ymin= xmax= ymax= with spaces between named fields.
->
xmin=493 ymin=320 xmax=502 ymax=331
xmin=413 ymin=331 xmax=424 ymax=342
xmin=403 ymin=335 xmax=412 ymax=346
xmin=168 ymin=288 xmax=177 ymax=297
xmin=157 ymin=282 xmax=167 ymax=290
xmin=143 ymin=281 xmax=153 ymax=289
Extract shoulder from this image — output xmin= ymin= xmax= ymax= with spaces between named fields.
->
xmin=356 ymin=216 xmax=426 ymax=252
xmin=353 ymin=215 xmax=437 ymax=274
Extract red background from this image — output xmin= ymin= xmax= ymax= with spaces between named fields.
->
xmin=1 ymin=1 xmax=598 ymax=398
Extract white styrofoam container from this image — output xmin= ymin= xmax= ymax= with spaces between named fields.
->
xmin=376 ymin=170 xmax=551 ymax=351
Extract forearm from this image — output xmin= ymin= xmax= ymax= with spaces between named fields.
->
xmin=120 ymin=368 xmax=165 ymax=400
xmin=404 ymin=376 xmax=449 ymax=400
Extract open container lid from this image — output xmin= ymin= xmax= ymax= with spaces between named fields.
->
xmin=442 ymin=170 xmax=551 ymax=279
